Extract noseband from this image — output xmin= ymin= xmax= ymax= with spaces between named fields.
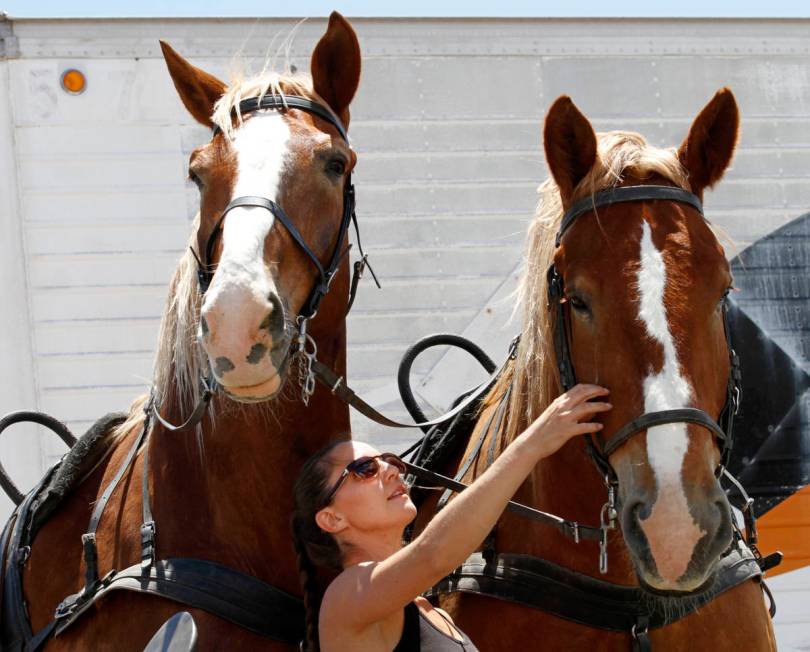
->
xmin=546 ymin=185 xmax=742 ymax=481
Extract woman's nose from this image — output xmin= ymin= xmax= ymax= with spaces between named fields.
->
xmin=382 ymin=460 xmax=400 ymax=481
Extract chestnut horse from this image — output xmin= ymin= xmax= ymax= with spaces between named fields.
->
xmin=417 ymin=90 xmax=776 ymax=650
xmin=3 ymin=13 xmax=361 ymax=651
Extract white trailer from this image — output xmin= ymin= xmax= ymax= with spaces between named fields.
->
xmin=0 ymin=14 xmax=808 ymax=647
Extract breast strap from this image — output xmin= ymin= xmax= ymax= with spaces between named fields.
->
xmin=426 ymin=545 xmax=762 ymax=635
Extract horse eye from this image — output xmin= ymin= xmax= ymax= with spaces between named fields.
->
xmin=188 ymin=171 xmax=203 ymax=188
xmin=326 ymin=159 xmax=346 ymax=176
xmin=568 ymin=295 xmax=590 ymax=313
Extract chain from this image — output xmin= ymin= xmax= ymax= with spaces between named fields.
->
xmin=295 ymin=317 xmax=318 ymax=405
xmin=599 ymin=478 xmax=618 ymax=574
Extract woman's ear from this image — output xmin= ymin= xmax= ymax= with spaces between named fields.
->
xmin=315 ymin=506 xmax=347 ymax=535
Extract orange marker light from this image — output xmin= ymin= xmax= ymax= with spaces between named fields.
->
xmin=60 ymin=69 xmax=86 ymax=95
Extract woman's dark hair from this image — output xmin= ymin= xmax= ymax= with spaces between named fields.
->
xmin=292 ymin=440 xmax=346 ymax=652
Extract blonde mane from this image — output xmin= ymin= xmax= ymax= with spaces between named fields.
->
xmin=488 ymin=130 xmax=692 ymax=445
xmin=112 ymin=68 xmax=325 ymax=446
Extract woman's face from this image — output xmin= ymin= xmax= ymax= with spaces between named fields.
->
xmin=316 ymin=441 xmax=417 ymax=538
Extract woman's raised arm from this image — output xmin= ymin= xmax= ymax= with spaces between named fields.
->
xmin=321 ymin=383 xmax=610 ymax=629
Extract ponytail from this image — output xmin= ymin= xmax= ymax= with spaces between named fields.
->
xmin=292 ymin=517 xmax=324 ymax=652
xmin=291 ymin=441 xmax=346 ymax=652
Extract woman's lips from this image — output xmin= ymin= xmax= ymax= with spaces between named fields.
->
xmin=388 ymin=485 xmax=409 ymax=500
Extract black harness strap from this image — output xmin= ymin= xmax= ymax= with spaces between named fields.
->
xmin=436 ymin=385 xmax=511 ymax=512
xmin=150 ymin=378 xmax=216 ymax=435
xmin=427 ymin=545 xmax=762 ymax=634
xmin=603 ymin=408 xmax=727 ymax=458
xmin=1 ymin=467 xmax=60 ymax=651
xmin=557 ymin=185 xmax=704 ymax=247
xmin=313 ymin=337 xmax=517 ymax=430
xmin=51 ymin=558 xmax=304 ymax=645
xmin=404 ymin=463 xmax=602 ymax=543
xmin=81 ymin=415 xmax=150 ymax=593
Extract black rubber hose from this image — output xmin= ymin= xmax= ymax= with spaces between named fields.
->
xmin=397 ymin=333 xmax=496 ymax=434
xmin=0 ymin=411 xmax=76 ymax=505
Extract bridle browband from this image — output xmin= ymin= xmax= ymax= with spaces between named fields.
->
xmin=547 ymin=185 xmax=742 ymax=481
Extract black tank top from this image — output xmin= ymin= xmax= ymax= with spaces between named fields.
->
xmin=393 ymin=602 xmax=480 ymax=652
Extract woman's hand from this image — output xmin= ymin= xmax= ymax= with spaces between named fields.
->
xmin=522 ymin=384 xmax=611 ymax=457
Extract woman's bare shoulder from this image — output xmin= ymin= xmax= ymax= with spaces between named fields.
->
xmin=320 ymin=561 xmax=380 ymax=623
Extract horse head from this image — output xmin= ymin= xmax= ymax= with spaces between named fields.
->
xmin=160 ymin=12 xmax=360 ymax=403
xmin=543 ymin=89 xmax=740 ymax=593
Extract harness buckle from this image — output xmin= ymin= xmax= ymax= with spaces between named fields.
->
xmin=631 ymin=621 xmax=649 ymax=639
xmin=330 ymin=376 xmax=344 ymax=394
xmin=54 ymin=593 xmax=81 ymax=620
xmin=17 ymin=545 xmax=30 ymax=566
xmin=140 ymin=521 xmax=157 ymax=570
xmin=571 ymin=522 xmax=580 ymax=544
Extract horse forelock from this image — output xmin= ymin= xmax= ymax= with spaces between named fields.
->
xmin=488 ymin=130 xmax=692 ymax=446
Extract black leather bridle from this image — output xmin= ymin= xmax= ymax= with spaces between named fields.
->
xmin=155 ymin=93 xmax=379 ymax=424
xmin=546 ymin=185 xmax=742 ymax=482
xmin=196 ymin=95 xmax=375 ymax=321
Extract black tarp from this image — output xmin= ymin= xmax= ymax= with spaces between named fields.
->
xmin=726 ymin=211 xmax=810 ymax=515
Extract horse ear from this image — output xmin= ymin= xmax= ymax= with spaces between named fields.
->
xmin=160 ymin=40 xmax=226 ymax=128
xmin=678 ymin=88 xmax=739 ymax=197
xmin=310 ymin=11 xmax=361 ymax=129
xmin=543 ymin=96 xmax=598 ymax=207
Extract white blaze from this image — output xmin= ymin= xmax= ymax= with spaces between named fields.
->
xmin=637 ymin=220 xmax=693 ymax=479
xmin=204 ymin=111 xmax=290 ymax=312
xmin=635 ymin=220 xmax=703 ymax=580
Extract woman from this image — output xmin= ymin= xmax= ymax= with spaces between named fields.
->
xmin=291 ymin=383 xmax=611 ymax=651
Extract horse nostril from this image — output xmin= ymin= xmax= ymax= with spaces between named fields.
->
xmin=260 ymin=294 xmax=286 ymax=335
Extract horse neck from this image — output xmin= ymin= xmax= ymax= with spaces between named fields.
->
xmin=146 ymin=308 xmax=349 ymax=590
xmin=498 ymin=398 xmax=638 ymax=585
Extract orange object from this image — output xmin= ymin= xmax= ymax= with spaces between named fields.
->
xmin=60 ymin=69 xmax=86 ymax=94
xmin=757 ymin=483 xmax=810 ymax=576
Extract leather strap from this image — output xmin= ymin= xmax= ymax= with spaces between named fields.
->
xmin=603 ymin=408 xmax=727 ymax=458
xmin=436 ymin=385 xmax=510 ymax=512
xmin=313 ymin=360 xmax=497 ymax=430
xmin=81 ymin=418 xmax=150 ymax=592
xmin=428 ymin=545 xmax=761 ymax=633
xmin=214 ymin=95 xmax=348 ymax=142
xmin=0 ymin=412 xmax=75 ymax=505
xmin=151 ymin=377 xmax=215 ymax=434
xmin=52 ymin=558 xmax=304 ymax=646
xmin=405 ymin=463 xmax=602 ymax=542
xmin=557 ymin=185 xmax=703 ymax=247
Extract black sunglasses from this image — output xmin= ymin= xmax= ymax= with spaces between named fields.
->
xmin=323 ymin=453 xmax=407 ymax=505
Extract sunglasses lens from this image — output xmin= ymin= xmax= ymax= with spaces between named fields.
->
xmin=381 ymin=453 xmax=407 ymax=473
xmin=351 ymin=457 xmax=380 ymax=479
